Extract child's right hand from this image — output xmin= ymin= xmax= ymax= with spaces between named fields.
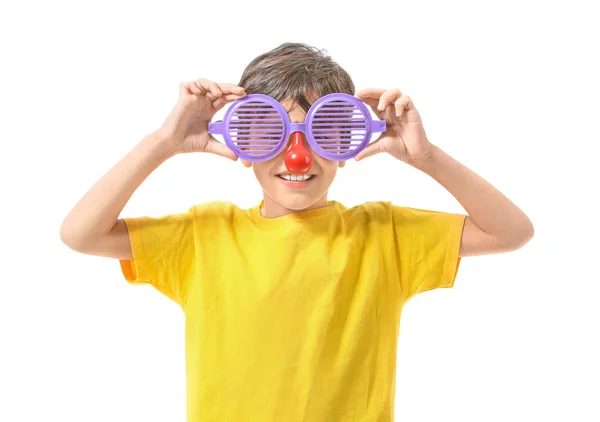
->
xmin=158 ymin=78 xmax=246 ymax=159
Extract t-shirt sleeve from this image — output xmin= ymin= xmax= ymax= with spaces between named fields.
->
xmin=391 ymin=205 xmax=467 ymax=303
xmin=118 ymin=211 xmax=195 ymax=307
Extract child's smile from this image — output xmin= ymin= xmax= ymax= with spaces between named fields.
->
xmin=276 ymin=171 xmax=316 ymax=188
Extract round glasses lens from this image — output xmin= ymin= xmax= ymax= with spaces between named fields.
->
xmin=310 ymin=98 xmax=368 ymax=158
xmin=227 ymin=99 xmax=285 ymax=159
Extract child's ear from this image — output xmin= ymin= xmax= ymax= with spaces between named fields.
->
xmin=338 ymin=160 xmax=346 ymax=168
xmin=241 ymin=159 xmax=252 ymax=168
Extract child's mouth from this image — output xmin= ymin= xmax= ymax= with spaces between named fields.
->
xmin=276 ymin=173 xmax=315 ymax=188
xmin=278 ymin=174 xmax=314 ymax=181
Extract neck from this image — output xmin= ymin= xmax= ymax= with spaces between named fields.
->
xmin=260 ymin=191 xmax=329 ymax=218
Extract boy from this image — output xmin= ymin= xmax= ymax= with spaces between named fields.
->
xmin=60 ymin=42 xmax=534 ymax=421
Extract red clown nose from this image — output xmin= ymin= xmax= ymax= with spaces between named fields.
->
xmin=284 ymin=132 xmax=312 ymax=174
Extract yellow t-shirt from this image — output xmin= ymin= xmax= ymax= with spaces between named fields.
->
xmin=119 ymin=200 xmax=466 ymax=422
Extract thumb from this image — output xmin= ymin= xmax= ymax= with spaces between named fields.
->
xmin=354 ymin=137 xmax=384 ymax=162
xmin=205 ymin=136 xmax=239 ymax=161
xmin=212 ymin=93 xmax=247 ymax=113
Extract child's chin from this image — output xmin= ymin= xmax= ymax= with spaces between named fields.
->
xmin=271 ymin=190 xmax=325 ymax=212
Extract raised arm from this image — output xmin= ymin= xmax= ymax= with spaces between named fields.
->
xmin=59 ymin=131 xmax=175 ymax=259
xmin=59 ymin=78 xmax=247 ymax=259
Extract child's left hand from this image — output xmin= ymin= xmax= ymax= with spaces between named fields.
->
xmin=354 ymin=88 xmax=434 ymax=164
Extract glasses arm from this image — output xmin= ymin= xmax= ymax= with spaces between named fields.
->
xmin=371 ymin=120 xmax=386 ymax=133
xmin=208 ymin=121 xmax=224 ymax=135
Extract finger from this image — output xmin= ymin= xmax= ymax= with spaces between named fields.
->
xmin=191 ymin=81 xmax=205 ymax=95
xmin=357 ymin=96 xmax=379 ymax=109
xmin=205 ymin=90 xmax=244 ymax=101
xmin=354 ymin=137 xmax=384 ymax=162
xmin=181 ymin=81 xmax=204 ymax=95
xmin=195 ymin=78 xmax=222 ymax=97
xmin=215 ymin=83 xmax=246 ymax=95
xmin=203 ymin=89 xmax=246 ymax=106
xmin=357 ymin=98 xmax=387 ymax=120
xmin=394 ymin=95 xmax=411 ymax=117
xmin=354 ymin=94 xmax=387 ymax=119
xmin=355 ymin=88 xmax=386 ymax=100
xmin=205 ymin=136 xmax=238 ymax=161
xmin=377 ymin=88 xmax=402 ymax=111
xmin=212 ymin=93 xmax=247 ymax=112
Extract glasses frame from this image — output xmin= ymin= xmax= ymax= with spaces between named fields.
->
xmin=208 ymin=93 xmax=386 ymax=161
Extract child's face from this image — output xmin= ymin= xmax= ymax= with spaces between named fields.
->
xmin=241 ymin=95 xmax=345 ymax=212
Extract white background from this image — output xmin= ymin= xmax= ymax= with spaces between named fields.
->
xmin=1 ymin=0 xmax=598 ymax=421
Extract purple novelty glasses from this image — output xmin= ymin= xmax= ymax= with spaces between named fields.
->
xmin=208 ymin=93 xmax=386 ymax=161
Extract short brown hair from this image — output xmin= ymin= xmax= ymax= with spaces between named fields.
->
xmin=238 ymin=42 xmax=355 ymax=113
